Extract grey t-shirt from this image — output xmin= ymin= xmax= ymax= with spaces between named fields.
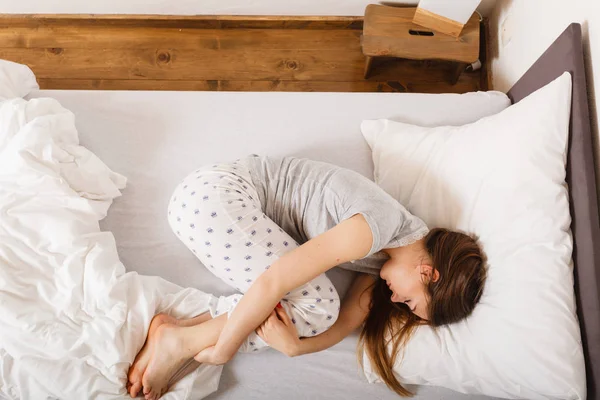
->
xmin=239 ymin=155 xmax=429 ymax=276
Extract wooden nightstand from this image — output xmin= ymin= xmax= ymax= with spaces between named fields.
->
xmin=361 ymin=5 xmax=480 ymax=84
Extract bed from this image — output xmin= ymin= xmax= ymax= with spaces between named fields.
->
xmin=20 ymin=87 xmax=508 ymax=400
xmin=14 ymin=23 xmax=598 ymax=400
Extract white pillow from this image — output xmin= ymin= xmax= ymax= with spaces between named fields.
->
xmin=361 ymin=72 xmax=586 ymax=399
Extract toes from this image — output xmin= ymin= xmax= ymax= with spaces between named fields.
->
xmin=128 ymin=366 xmax=140 ymax=382
xmin=146 ymin=388 xmax=163 ymax=400
xmin=129 ymin=381 xmax=142 ymax=398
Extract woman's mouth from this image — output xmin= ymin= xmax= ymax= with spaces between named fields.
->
xmin=386 ymin=281 xmax=397 ymax=301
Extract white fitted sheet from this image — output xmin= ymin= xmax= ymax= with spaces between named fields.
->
xmin=27 ymin=89 xmax=510 ymax=400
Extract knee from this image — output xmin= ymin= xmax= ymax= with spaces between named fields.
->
xmin=281 ymin=295 xmax=340 ymax=335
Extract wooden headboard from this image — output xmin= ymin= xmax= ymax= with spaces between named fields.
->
xmin=0 ymin=13 xmax=486 ymax=93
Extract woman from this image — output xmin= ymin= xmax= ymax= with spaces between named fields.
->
xmin=126 ymin=154 xmax=486 ymax=400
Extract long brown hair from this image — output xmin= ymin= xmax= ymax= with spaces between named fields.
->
xmin=358 ymin=228 xmax=486 ymax=396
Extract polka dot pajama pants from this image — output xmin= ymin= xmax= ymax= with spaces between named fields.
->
xmin=167 ymin=160 xmax=340 ymax=353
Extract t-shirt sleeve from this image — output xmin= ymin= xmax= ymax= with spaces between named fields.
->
xmin=335 ymin=169 xmax=429 ymax=258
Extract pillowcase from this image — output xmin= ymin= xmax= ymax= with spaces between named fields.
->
xmin=361 ymin=72 xmax=586 ymax=399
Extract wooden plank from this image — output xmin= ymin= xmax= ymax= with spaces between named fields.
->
xmin=0 ymin=47 xmax=367 ymax=81
xmin=0 ymin=14 xmax=364 ymax=30
xmin=0 ymin=26 xmax=361 ymax=50
xmin=36 ymin=78 xmax=412 ymax=92
xmin=0 ymin=13 xmax=483 ymax=93
xmin=0 ymin=47 xmax=474 ymax=84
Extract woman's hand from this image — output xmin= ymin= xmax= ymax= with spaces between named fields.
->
xmin=256 ymin=305 xmax=301 ymax=357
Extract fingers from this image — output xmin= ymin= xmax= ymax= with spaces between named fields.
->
xmin=275 ymin=306 xmax=292 ymax=326
xmin=257 ymin=311 xmax=278 ymax=339
xmin=257 ymin=309 xmax=282 ymax=339
xmin=264 ymin=310 xmax=277 ymax=327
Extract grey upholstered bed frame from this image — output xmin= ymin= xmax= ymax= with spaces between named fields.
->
xmin=507 ymin=23 xmax=599 ymax=399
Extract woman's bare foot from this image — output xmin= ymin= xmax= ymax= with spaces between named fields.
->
xmin=127 ymin=314 xmax=175 ymax=398
xmin=142 ymin=324 xmax=192 ymax=400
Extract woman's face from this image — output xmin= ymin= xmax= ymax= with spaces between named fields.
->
xmin=379 ymin=249 xmax=438 ymax=321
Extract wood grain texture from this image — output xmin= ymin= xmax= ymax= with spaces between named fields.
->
xmin=362 ymin=5 xmax=480 ymax=63
xmin=0 ymin=14 xmax=364 ymax=29
xmin=0 ymin=14 xmax=484 ymax=92
xmin=412 ymin=6 xmax=465 ymax=38
xmin=1 ymin=26 xmax=361 ymax=50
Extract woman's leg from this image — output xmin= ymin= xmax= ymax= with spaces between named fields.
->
xmin=167 ymin=160 xmax=342 ymax=352
xmin=140 ymin=159 xmax=343 ymax=399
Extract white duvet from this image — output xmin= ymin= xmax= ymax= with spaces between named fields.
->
xmin=0 ymin=60 xmax=223 ymax=399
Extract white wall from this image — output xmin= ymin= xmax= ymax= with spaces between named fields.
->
xmin=0 ymin=0 xmax=496 ymax=16
xmin=489 ymin=0 xmax=600 ymax=200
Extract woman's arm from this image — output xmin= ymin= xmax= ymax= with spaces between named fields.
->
xmin=256 ymin=272 xmax=375 ymax=356
xmin=293 ymin=272 xmax=375 ymax=356
xmin=196 ymin=214 xmax=373 ymax=364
